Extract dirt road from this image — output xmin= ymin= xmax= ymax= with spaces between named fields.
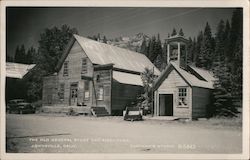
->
xmin=6 ymin=114 xmax=242 ymax=153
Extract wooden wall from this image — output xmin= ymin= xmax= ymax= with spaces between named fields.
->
xmin=111 ymin=81 xmax=143 ymax=115
xmin=92 ymin=69 xmax=112 ymax=113
xmin=155 ymin=69 xmax=192 ymax=118
xmin=42 ymin=75 xmax=58 ymax=106
xmin=56 ymin=41 xmax=94 ymax=106
xmin=192 ymin=87 xmax=211 ymax=118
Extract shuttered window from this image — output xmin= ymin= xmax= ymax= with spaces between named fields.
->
xmin=178 ymin=87 xmax=187 ymax=106
xmin=63 ymin=61 xmax=69 ymax=76
xmin=81 ymin=58 xmax=87 ymax=75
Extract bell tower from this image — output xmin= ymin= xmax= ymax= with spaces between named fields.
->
xmin=166 ymin=35 xmax=188 ymax=69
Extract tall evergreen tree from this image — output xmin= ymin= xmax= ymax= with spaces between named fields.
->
xmin=229 ymin=9 xmax=243 ymax=110
xmin=15 ymin=44 xmax=26 ymax=63
xmin=140 ymin=37 xmax=148 ymax=56
xmin=191 ymin=37 xmax=197 ymax=63
xmin=162 ymin=41 xmax=168 ymax=68
xmin=26 ymin=46 xmax=36 ymax=64
xmin=187 ymin=37 xmax=193 ymax=64
xmin=179 ymin=28 xmax=184 ymax=36
xmin=148 ymin=36 xmax=157 ymax=62
xmin=227 ymin=9 xmax=243 ymax=63
xmin=103 ymin=36 xmax=107 ymax=43
xmin=195 ymin=31 xmax=203 ymax=67
xmin=171 ymin=28 xmax=177 ymax=36
xmin=198 ymin=22 xmax=213 ymax=69
xmin=153 ymin=34 xmax=163 ymax=69
xmin=211 ymin=19 xmax=235 ymax=116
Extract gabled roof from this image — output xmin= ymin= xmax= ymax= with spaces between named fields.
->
xmin=56 ymin=34 xmax=160 ymax=75
xmin=153 ymin=62 xmax=214 ymax=90
xmin=6 ymin=62 xmax=36 ymax=79
xmin=188 ymin=65 xmax=216 ymax=82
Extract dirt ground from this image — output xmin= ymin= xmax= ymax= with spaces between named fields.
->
xmin=6 ymin=114 xmax=242 ymax=153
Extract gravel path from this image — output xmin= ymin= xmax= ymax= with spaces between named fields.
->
xmin=6 ymin=114 xmax=242 ymax=153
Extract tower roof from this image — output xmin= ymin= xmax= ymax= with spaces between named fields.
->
xmin=165 ymin=35 xmax=189 ymax=45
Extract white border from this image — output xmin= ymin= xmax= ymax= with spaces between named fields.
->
xmin=1 ymin=0 xmax=249 ymax=159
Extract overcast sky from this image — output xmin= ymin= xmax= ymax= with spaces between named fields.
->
xmin=7 ymin=7 xmax=235 ymax=56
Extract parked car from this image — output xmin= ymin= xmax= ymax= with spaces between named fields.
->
xmin=7 ymin=99 xmax=36 ymax=114
xmin=124 ymin=107 xmax=143 ymax=121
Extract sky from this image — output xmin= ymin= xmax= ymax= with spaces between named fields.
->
xmin=6 ymin=7 xmax=235 ymax=57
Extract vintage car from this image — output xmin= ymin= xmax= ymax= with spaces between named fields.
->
xmin=7 ymin=99 xmax=36 ymax=114
xmin=123 ymin=107 xmax=143 ymax=121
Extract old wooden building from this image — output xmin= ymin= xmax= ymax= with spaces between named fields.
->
xmin=42 ymin=34 xmax=160 ymax=116
xmin=153 ymin=35 xmax=215 ymax=119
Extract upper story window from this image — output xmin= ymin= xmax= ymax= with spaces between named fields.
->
xmin=63 ymin=61 xmax=69 ymax=76
xmin=81 ymin=58 xmax=87 ymax=75
xmin=178 ymin=87 xmax=187 ymax=106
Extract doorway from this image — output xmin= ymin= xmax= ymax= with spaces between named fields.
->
xmin=70 ymin=83 xmax=78 ymax=106
xmin=159 ymin=94 xmax=173 ymax=116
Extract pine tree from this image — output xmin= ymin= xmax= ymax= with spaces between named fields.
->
xmin=229 ymin=9 xmax=243 ymax=110
xmin=26 ymin=47 xmax=36 ymax=64
xmin=162 ymin=41 xmax=168 ymax=68
xmin=227 ymin=9 xmax=243 ymax=63
xmin=223 ymin=20 xmax=231 ymax=61
xmin=153 ymin=34 xmax=163 ymax=69
xmin=15 ymin=44 xmax=26 ymax=63
xmin=14 ymin=45 xmax=20 ymax=63
xmin=187 ymin=37 xmax=193 ymax=64
xmin=195 ymin=31 xmax=203 ymax=67
xmin=179 ymin=28 xmax=184 ymax=36
xmin=103 ymin=36 xmax=107 ymax=43
xmin=148 ymin=36 xmax=157 ymax=62
xmin=199 ymin=22 xmax=213 ymax=69
xmin=212 ymin=61 xmax=236 ymax=117
xmin=171 ymin=28 xmax=177 ymax=36
xmin=140 ymin=37 xmax=148 ymax=56
xmin=191 ymin=37 xmax=197 ymax=63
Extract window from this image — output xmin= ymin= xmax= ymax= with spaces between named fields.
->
xmin=97 ymin=86 xmax=104 ymax=101
xmin=63 ymin=61 xmax=69 ymax=76
xmin=81 ymin=58 xmax=87 ymax=75
xmin=58 ymin=83 xmax=65 ymax=100
xmin=178 ymin=88 xmax=187 ymax=106
xmin=84 ymin=81 xmax=90 ymax=100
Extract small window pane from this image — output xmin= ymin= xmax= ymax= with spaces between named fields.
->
xmin=81 ymin=58 xmax=87 ymax=75
xmin=63 ymin=61 xmax=69 ymax=76
xmin=178 ymin=87 xmax=187 ymax=106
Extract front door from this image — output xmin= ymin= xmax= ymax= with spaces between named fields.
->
xmin=159 ymin=94 xmax=173 ymax=116
xmin=70 ymin=83 xmax=78 ymax=106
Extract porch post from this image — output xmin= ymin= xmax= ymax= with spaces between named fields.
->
xmin=177 ymin=42 xmax=181 ymax=67
xmin=167 ymin=44 xmax=170 ymax=64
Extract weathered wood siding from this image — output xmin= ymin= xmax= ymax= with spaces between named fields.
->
xmin=192 ymin=87 xmax=211 ymax=118
xmin=155 ymin=69 xmax=192 ymax=118
xmin=112 ymin=81 xmax=143 ymax=115
xmin=57 ymin=41 xmax=94 ymax=106
xmin=92 ymin=69 xmax=112 ymax=113
xmin=42 ymin=75 xmax=58 ymax=106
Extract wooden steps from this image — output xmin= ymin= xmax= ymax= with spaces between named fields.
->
xmin=91 ymin=107 xmax=110 ymax=117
